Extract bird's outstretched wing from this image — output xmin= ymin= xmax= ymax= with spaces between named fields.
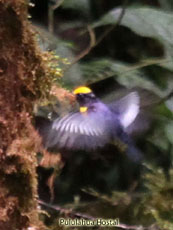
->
xmin=46 ymin=111 xmax=109 ymax=151
xmin=108 ymin=92 xmax=140 ymax=128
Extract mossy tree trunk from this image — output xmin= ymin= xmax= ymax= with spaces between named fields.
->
xmin=0 ymin=1 xmax=48 ymax=229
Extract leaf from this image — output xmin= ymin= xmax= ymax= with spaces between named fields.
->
xmin=94 ymin=7 xmax=173 ymax=46
xmin=165 ymin=121 xmax=173 ymax=144
xmin=154 ymin=104 xmax=173 ymax=119
xmin=81 ymin=58 xmax=173 ymax=97
xmin=61 ymin=0 xmax=90 ymax=15
xmin=158 ymin=0 xmax=173 ymax=10
xmin=166 ymin=98 xmax=173 ymax=113
xmin=93 ymin=7 xmax=173 ymax=70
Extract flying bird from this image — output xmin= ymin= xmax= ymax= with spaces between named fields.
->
xmin=44 ymin=86 xmax=143 ymax=162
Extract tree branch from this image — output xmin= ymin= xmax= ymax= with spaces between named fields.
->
xmin=95 ymin=0 xmax=128 ymax=47
xmin=39 ymin=200 xmax=156 ymax=230
xmin=65 ymin=0 xmax=128 ymax=69
xmin=39 ymin=200 xmax=96 ymax=220
xmin=64 ymin=25 xmax=96 ymax=70
xmin=48 ymin=0 xmax=65 ymax=33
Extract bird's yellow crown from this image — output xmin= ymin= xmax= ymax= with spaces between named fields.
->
xmin=73 ymin=86 xmax=92 ymax=95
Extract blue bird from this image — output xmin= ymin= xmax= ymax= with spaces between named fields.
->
xmin=45 ymin=86 xmax=143 ymax=163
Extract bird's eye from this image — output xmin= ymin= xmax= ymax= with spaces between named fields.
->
xmin=77 ymin=93 xmax=84 ymax=99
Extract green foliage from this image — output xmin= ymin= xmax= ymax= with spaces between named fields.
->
xmin=141 ymin=166 xmax=173 ymax=230
xmin=33 ymin=1 xmax=173 ymax=229
xmin=73 ymin=166 xmax=173 ymax=230
xmin=35 ymin=25 xmax=82 ymax=87
xmin=81 ymin=7 xmax=173 ymax=98
xmin=61 ymin=0 xmax=90 ymax=16
xmin=158 ymin=0 xmax=173 ymax=11
xmin=93 ymin=7 xmax=173 ymax=72
xmin=165 ymin=121 xmax=173 ymax=145
xmin=95 ymin=9 xmax=169 ymax=41
xmin=80 ymin=58 xmax=173 ymax=97
xmin=94 ymin=7 xmax=173 ymax=46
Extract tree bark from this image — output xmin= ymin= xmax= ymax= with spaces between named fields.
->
xmin=0 ymin=1 xmax=47 ymax=229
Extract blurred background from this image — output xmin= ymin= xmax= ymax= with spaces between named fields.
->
xmin=29 ymin=0 xmax=173 ymax=229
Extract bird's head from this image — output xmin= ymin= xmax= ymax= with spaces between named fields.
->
xmin=73 ymin=86 xmax=97 ymax=113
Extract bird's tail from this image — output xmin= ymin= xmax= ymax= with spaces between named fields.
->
xmin=126 ymin=143 xmax=143 ymax=163
xmin=116 ymin=129 xmax=143 ymax=163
